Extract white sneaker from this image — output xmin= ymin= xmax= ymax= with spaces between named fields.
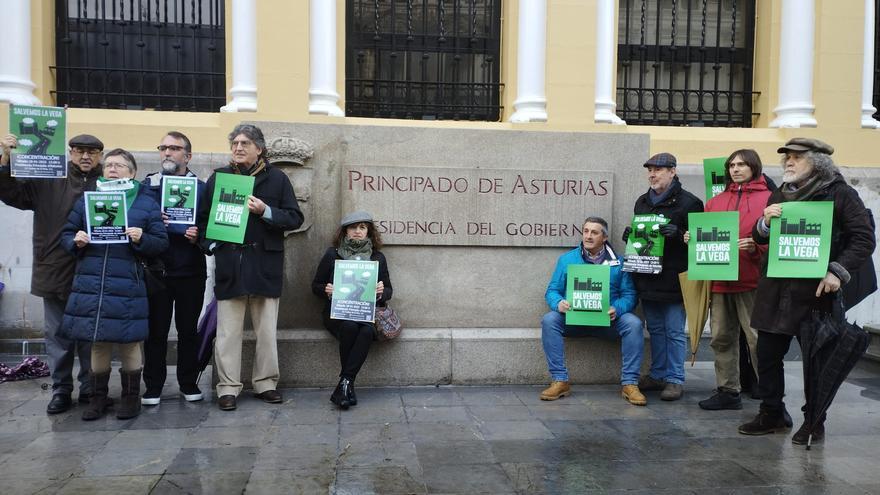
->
xmin=141 ymin=396 xmax=161 ymax=406
xmin=182 ymin=391 xmax=204 ymax=402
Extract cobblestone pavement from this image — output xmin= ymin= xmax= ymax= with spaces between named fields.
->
xmin=0 ymin=361 xmax=879 ymax=494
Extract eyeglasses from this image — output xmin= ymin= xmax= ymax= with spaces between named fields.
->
xmin=157 ymin=145 xmax=186 ymax=152
xmin=103 ymin=162 xmax=130 ymax=170
xmin=71 ymin=147 xmax=101 ymax=156
xmin=231 ymin=140 xmax=254 ymax=149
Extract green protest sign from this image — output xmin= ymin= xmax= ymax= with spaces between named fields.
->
xmin=9 ymin=104 xmax=67 ymax=178
xmin=687 ymin=211 xmax=740 ymax=280
xmin=84 ymin=192 xmax=128 ymax=244
xmin=331 ymin=260 xmax=379 ymax=322
xmin=622 ymin=214 xmax=669 ymax=274
xmin=161 ymin=176 xmax=198 ymax=224
xmin=703 ymin=156 xmax=727 ymax=201
xmin=565 ymin=264 xmax=611 ymax=327
xmin=768 ymin=201 xmax=833 ymax=278
xmin=206 ymin=173 xmax=255 ymax=244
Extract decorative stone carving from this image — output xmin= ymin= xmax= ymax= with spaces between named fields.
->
xmin=266 ymin=132 xmax=315 ymax=234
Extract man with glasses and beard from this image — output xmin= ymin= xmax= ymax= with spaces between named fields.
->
xmin=141 ymin=131 xmax=208 ymax=405
xmin=0 ymin=133 xmax=104 ymax=414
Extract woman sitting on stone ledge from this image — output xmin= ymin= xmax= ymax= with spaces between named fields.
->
xmin=311 ymin=211 xmax=393 ymax=409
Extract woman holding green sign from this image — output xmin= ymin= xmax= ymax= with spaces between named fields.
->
xmin=60 ymin=149 xmax=168 ymax=421
xmin=311 ymin=211 xmax=393 ymax=409
xmin=684 ymin=149 xmax=772 ymax=411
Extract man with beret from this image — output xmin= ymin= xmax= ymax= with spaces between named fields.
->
xmin=197 ymin=124 xmax=303 ymax=411
xmin=739 ymin=138 xmax=875 ymax=445
xmin=623 ymin=152 xmax=704 ymax=401
xmin=0 ymin=133 xmax=104 ymax=414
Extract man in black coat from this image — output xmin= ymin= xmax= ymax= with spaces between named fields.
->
xmin=738 ymin=138 xmax=875 ymax=444
xmin=197 ymin=124 xmax=304 ymax=411
xmin=1 ymin=133 xmax=103 ymax=414
xmin=625 ymin=153 xmax=704 ymax=401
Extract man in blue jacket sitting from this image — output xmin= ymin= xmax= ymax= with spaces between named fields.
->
xmin=540 ymin=216 xmax=646 ymax=405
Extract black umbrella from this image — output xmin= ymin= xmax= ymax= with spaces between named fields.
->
xmin=196 ymin=297 xmax=218 ymax=373
xmin=798 ymin=294 xmax=870 ymax=449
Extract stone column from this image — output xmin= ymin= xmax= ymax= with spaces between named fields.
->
xmin=861 ymin=0 xmax=880 ymax=128
xmin=509 ymin=0 xmax=548 ymax=122
xmin=594 ymin=0 xmax=625 ymax=124
xmin=0 ymin=0 xmax=40 ymax=105
xmin=221 ymin=0 xmax=258 ymax=112
xmin=308 ymin=0 xmax=344 ymax=116
xmin=770 ymin=0 xmax=817 ymax=127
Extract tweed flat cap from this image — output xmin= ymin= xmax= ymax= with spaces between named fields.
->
xmin=340 ymin=210 xmax=373 ymax=227
xmin=643 ymin=152 xmax=677 ymax=168
xmin=777 ymin=137 xmax=834 ymax=155
xmin=68 ymin=134 xmax=104 ymax=150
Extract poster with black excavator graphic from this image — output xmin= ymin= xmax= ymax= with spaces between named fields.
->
xmin=687 ymin=211 xmax=740 ymax=280
xmin=206 ymin=173 xmax=254 ymax=244
xmin=565 ymin=264 xmax=611 ymax=327
xmin=161 ymin=176 xmax=198 ymax=224
xmin=330 ymin=260 xmax=379 ymax=322
xmin=703 ymin=157 xmax=727 ymax=201
xmin=84 ymin=192 xmax=128 ymax=243
xmin=8 ymin=104 xmax=67 ymax=178
xmin=622 ymin=214 xmax=669 ymax=274
xmin=768 ymin=201 xmax=833 ymax=279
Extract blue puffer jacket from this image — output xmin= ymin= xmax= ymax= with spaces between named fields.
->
xmin=60 ymin=188 xmax=168 ymax=343
xmin=545 ymin=242 xmax=637 ymax=315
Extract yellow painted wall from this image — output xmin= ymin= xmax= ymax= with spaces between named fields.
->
xmin=8 ymin=0 xmax=880 ymax=166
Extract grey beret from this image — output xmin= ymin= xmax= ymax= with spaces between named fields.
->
xmin=340 ymin=210 xmax=373 ymax=227
xmin=777 ymin=137 xmax=834 ymax=155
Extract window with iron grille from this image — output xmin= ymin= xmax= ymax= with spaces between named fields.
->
xmin=346 ymin=0 xmax=503 ymax=121
xmin=617 ymin=0 xmax=757 ymax=127
xmin=54 ymin=0 xmax=225 ymax=112
xmin=873 ymin=0 xmax=880 ymax=120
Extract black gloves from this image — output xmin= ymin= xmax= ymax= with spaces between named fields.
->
xmin=658 ymin=223 xmax=679 ymax=238
xmin=622 ymin=226 xmax=632 ymax=243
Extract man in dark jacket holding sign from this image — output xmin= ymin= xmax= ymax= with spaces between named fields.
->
xmin=0 ymin=133 xmax=103 ymax=414
xmin=197 ymin=124 xmax=304 ymax=411
xmin=625 ymin=153 xmax=704 ymax=401
xmin=739 ymin=138 xmax=875 ymax=444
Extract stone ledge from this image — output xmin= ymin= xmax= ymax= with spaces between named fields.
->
xmin=226 ymin=327 xmax=649 ymax=388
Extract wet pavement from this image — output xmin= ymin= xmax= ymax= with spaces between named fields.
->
xmin=1 ymin=361 xmax=879 ymax=494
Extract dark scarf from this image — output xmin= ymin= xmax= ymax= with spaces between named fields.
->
xmin=780 ymin=172 xmax=837 ymax=202
xmin=230 ymin=156 xmax=268 ymax=176
xmin=338 ymin=238 xmax=373 ymax=260
xmin=648 ymin=177 xmax=679 ymax=205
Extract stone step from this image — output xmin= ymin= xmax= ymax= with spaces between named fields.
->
xmin=866 ymin=325 xmax=880 ymax=363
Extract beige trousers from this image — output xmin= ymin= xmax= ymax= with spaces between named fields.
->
xmin=709 ymin=291 xmax=759 ymax=392
xmin=215 ymin=295 xmax=280 ymax=397
xmin=91 ymin=342 xmax=143 ymax=373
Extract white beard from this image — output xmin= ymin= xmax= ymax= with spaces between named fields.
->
xmin=161 ymin=160 xmax=179 ymax=174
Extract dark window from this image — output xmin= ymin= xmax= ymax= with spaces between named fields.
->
xmin=346 ymin=0 xmax=503 ymax=121
xmin=873 ymin=0 xmax=880 ymax=120
xmin=53 ymin=0 xmax=225 ymax=112
xmin=617 ymin=0 xmax=757 ymax=127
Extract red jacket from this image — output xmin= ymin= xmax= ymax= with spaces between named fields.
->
xmin=705 ymin=175 xmax=772 ymax=293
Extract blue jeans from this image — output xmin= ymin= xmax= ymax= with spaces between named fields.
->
xmin=540 ymin=311 xmax=644 ymax=385
xmin=641 ymin=300 xmax=687 ymax=385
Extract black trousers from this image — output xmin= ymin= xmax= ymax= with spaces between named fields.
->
xmin=756 ymin=330 xmax=799 ymax=414
xmin=144 ymin=275 xmax=206 ymax=392
xmin=325 ymin=316 xmax=374 ymax=381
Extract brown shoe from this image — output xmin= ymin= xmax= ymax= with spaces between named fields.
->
xmin=256 ymin=389 xmax=283 ymax=404
xmin=218 ymin=394 xmax=237 ymax=411
xmin=540 ymin=381 xmax=571 ymax=401
xmin=621 ymin=384 xmax=647 ymax=406
xmin=660 ymin=383 xmax=683 ymax=401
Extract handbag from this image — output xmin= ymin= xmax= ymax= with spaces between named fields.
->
xmin=374 ymin=305 xmax=402 ymax=341
xmin=137 ymin=256 xmax=166 ymax=297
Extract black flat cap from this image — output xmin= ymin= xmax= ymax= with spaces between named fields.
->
xmin=777 ymin=137 xmax=833 ymax=155
xmin=68 ymin=134 xmax=104 ymax=150
xmin=643 ymin=152 xmax=677 ymax=168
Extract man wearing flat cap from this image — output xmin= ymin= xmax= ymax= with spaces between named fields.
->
xmin=0 ymin=133 xmax=104 ymax=414
xmin=623 ymin=152 xmax=704 ymax=401
xmin=739 ymin=138 xmax=875 ymax=444
xmin=197 ymin=124 xmax=304 ymax=411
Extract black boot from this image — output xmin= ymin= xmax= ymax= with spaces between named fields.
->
xmin=330 ymin=378 xmax=352 ymax=410
xmin=738 ymin=406 xmax=789 ymax=435
xmin=792 ymin=411 xmax=826 ymax=446
xmin=348 ymin=380 xmax=357 ymax=406
xmin=81 ymin=371 xmax=113 ymax=421
xmin=116 ymin=369 xmax=142 ymax=420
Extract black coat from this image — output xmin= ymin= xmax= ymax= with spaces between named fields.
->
xmin=142 ymin=171 xmax=207 ymax=279
xmin=631 ymin=178 xmax=705 ymax=302
xmin=197 ymin=163 xmax=304 ymax=300
xmin=750 ymin=174 xmax=876 ymax=336
xmin=311 ymin=247 xmax=393 ymax=328
xmin=60 ymin=190 xmax=169 ymax=343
